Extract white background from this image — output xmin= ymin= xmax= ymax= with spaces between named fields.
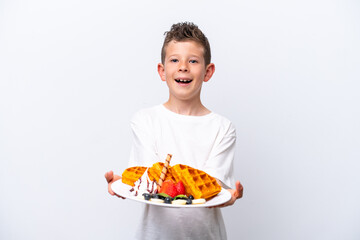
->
xmin=1 ymin=0 xmax=359 ymax=239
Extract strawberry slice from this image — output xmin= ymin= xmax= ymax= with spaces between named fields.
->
xmin=175 ymin=181 xmax=186 ymax=195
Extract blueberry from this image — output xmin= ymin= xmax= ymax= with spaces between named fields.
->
xmin=186 ymin=198 xmax=192 ymax=205
xmin=151 ymin=194 xmax=159 ymax=199
xmin=188 ymin=195 xmax=194 ymax=200
xmin=164 ymin=197 xmax=172 ymax=204
xmin=143 ymin=193 xmax=151 ymax=201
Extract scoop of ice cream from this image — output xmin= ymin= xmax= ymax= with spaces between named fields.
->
xmin=129 ymin=168 xmax=157 ymax=197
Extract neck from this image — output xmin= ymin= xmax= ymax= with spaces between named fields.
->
xmin=163 ymin=97 xmax=210 ymax=116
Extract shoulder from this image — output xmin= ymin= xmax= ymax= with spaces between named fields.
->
xmin=211 ymin=112 xmax=233 ymax=126
xmin=211 ymin=112 xmax=236 ymax=137
xmin=130 ymin=105 xmax=162 ymax=125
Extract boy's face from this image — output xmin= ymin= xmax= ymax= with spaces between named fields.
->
xmin=158 ymin=40 xmax=215 ymax=103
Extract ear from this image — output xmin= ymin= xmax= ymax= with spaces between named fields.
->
xmin=157 ymin=63 xmax=166 ymax=82
xmin=203 ymin=63 xmax=215 ymax=82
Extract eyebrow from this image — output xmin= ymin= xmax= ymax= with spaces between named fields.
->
xmin=167 ymin=54 xmax=202 ymax=59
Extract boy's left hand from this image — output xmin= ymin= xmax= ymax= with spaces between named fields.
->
xmin=216 ymin=180 xmax=243 ymax=208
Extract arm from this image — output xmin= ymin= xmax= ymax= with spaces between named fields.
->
xmin=104 ymin=110 xmax=155 ymax=198
xmin=204 ymin=122 xmax=238 ymax=190
xmin=204 ymin=121 xmax=243 ymax=207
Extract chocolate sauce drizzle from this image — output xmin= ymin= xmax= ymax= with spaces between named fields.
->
xmin=129 ymin=173 xmax=158 ymax=196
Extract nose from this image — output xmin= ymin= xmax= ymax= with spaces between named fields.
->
xmin=178 ymin=61 xmax=188 ymax=72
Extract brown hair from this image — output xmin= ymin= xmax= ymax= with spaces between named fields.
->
xmin=161 ymin=22 xmax=211 ymax=66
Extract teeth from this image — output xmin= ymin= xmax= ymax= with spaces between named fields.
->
xmin=176 ymin=79 xmax=192 ymax=83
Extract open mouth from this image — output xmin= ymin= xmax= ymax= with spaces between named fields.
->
xmin=175 ymin=79 xmax=193 ymax=84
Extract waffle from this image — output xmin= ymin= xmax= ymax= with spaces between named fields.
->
xmin=171 ymin=164 xmax=222 ymax=200
xmin=121 ymin=166 xmax=147 ymax=186
xmin=121 ymin=162 xmax=222 ymax=200
xmin=148 ymin=162 xmax=176 ymax=184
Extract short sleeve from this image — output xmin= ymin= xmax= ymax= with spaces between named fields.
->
xmin=202 ymin=122 xmax=236 ymax=189
xmin=127 ymin=110 xmax=160 ymax=167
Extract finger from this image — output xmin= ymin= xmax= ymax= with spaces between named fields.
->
xmin=108 ymin=184 xmax=125 ymax=199
xmin=108 ymin=184 xmax=115 ymax=195
xmin=235 ymin=181 xmax=243 ymax=199
xmin=114 ymin=193 xmax=126 ymax=199
xmin=105 ymin=171 xmax=114 ymax=183
xmin=216 ymin=197 xmax=234 ymax=208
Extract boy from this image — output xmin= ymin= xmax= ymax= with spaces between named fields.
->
xmin=105 ymin=22 xmax=243 ymax=239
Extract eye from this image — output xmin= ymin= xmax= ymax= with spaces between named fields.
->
xmin=170 ymin=59 xmax=178 ymax=63
xmin=189 ymin=60 xmax=198 ymax=63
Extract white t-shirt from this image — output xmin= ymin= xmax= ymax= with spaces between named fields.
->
xmin=128 ymin=104 xmax=236 ymax=240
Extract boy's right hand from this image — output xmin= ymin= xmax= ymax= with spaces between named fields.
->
xmin=105 ymin=170 xmax=125 ymax=199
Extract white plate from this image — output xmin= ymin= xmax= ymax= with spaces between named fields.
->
xmin=111 ymin=180 xmax=231 ymax=208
